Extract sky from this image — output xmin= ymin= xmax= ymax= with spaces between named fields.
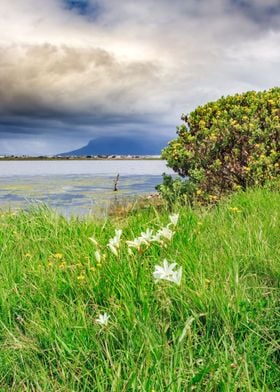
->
xmin=0 ymin=0 xmax=279 ymax=155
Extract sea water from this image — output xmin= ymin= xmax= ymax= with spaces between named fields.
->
xmin=0 ymin=160 xmax=174 ymax=216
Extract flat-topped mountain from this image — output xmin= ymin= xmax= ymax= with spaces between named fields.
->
xmin=60 ymin=135 xmax=170 ymax=156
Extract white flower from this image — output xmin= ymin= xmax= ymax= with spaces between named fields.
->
xmin=169 ymin=213 xmax=179 ymax=227
xmin=107 ymin=229 xmax=122 ymax=256
xmin=151 ymin=227 xmax=173 ymax=243
xmin=151 ymin=232 xmax=163 ymax=244
xmin=157 ymin=227 xmax=174 ymax=241
xmin=108 ymin=243 xmax=118 ymax=256
xmin=140 ymin=228 xmax=154 ymax=243
xmin=114 ymin=229 xmax=122 ymax=243
xmin=153 ymin=259 xmax=182 ymax=285
xmin=94 ymin=250 xmax=101 ymax=263
xmin=95 ymin=312 xmax=110 ymax=326
xmin=153 ymin=259 xmax=177 ymax=281
xmin=126 ymin=237 xmax=146 ymax=250
xmin=109 ymin=229 xmax=122 ymax=248
xmin=171 ymin=266 xmax=182 ymax=285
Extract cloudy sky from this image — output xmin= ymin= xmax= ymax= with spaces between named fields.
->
xmin=0 ymin=0 xmax=279 ymax=154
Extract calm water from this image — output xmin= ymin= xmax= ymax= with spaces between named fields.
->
xmin=0 ymin=160 xmax=173 ymax=215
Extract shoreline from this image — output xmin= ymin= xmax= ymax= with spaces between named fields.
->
xmin=0 ymin=157 xmax=162 ymax=161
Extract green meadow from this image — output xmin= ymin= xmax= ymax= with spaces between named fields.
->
xmin=0 ymin=186 xmax=279 ymax=391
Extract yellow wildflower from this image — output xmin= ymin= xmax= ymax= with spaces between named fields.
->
xmin=205 ymin=278 xmax=211 ymax=287
xmin=209 ymin=195 xmax=218 ymax=201
xmin=229 ymin=207 xmax=241 ymax=213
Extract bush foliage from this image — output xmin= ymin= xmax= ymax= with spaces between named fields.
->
xmin=159 ymin=87 xmax=280 ymax=202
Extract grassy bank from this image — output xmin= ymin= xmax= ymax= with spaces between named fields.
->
xmin=0 ymin=187 xmax=279 ymax=391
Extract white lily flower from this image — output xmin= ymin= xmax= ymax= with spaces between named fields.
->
xmin=107 ymin=229 xmax=122 ymax=256
xmin=108 ymin=243 xmax=118 ymax=256
xmin=172 ymin=266 xmax=182 ymax=285
xmin=153 ymin=259 xmax=182 ymax=285
xmin=140 ymin=228 xmax=154 ymax=243
xmin=108 ymin=229 xmax=122 ymax=248
xmin=151 ymin=232 xmax=163 ymax=244
xmin=95 ymin=312 xmax=110 ymax=326
xmin=169 ymin=213 xmax=179 ymax=226
xmin=153 ymin=259 xmax=177 ymax=281
xmin=109 ymin=237 xmax=119 ymax=247
xmin=114 ymin=229 xmax=122 ymax=243
xmin=126 ymin=237 xmax=146 ymax=250
xmin=157 ymin=227 xmax=174 ymax=241
xmin=94 ymin=250 xmax=101 ymax=263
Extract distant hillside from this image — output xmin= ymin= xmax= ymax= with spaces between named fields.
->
xmin=60 ymin=135 xmax=170 ymax=156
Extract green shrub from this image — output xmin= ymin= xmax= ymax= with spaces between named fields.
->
xmin=155 ymin=173 xmax=194 ymax=206
xmin=160 ymin=87 xmax=280 ymax=203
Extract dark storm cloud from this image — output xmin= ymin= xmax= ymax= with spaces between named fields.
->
xmin=230 ymin=0 xmax=280 ymax=26
xmin=0 ymin=43 xmax=162 ymax=141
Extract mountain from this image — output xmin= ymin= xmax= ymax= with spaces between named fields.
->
xmin=60 ymin=135 xmax=170 ymax=156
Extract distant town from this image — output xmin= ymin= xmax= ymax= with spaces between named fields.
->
xmin=0 ymin=155 xmax=162 ymax=160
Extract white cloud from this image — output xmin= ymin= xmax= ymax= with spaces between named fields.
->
xmin=0 ymin=0 xmax=279 ymax=154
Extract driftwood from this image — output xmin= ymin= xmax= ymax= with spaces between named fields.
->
xmin=113 ymin=173 xmax=120 ymax=191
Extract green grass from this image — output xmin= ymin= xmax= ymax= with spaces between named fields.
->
xmin=0 ymin=187 xmax=279 ymax=391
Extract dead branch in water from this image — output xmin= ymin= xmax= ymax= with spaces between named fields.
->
xmin=113 ymin=173 xmax=120 ymax=191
